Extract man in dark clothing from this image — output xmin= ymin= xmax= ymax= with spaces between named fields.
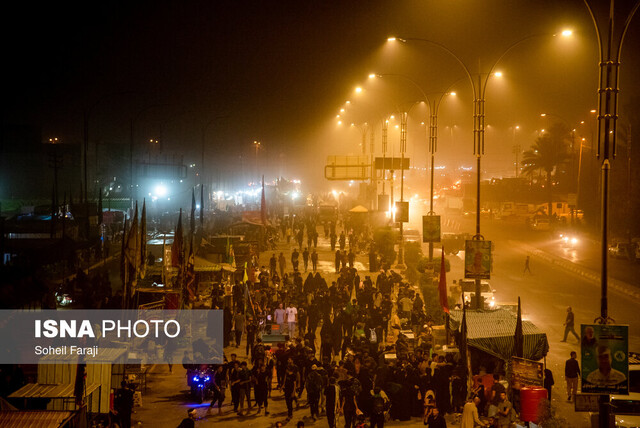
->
xmin=303 ymin=247 xmax=310 ymax=272
xmin=425 ymin=407 xmax=447 ymax=428
xmin=325 ymin=377 xmax=339 ymax=428
xmin=292 ymin=249 xmax=300 ymax=272
xmin=233 ymin=311 xmax=245 ymax=348
xmin=490 ymin=374 xmax=506 ymax=406
xmin=544 ymin=368 xmax=554 ymax=401
xmin=561 ymin=306 xmax=580 ymax=343
xmin=114 ymin=381 xmax=134 ymax=428
xmin=283 ymin=359 xmax=299 ymax=418
xmin=335 ymin=250 xmax=341 ymax=273
xmin=245 ymin=318 xmax=257 ymax=358
xmin=339 ymin=231 xmax=346 ymax=251
xmin=306 ymin=365 xmax=323 ymax=420
xmin=347 ymin=249 xmax=356 ymax=268
xmin=330 ymin=232 xmax=337 ymax=251
xmin=311 ymin=249 xmax=319 ymax=272
xmin=339 ymin=373 xmax=361 ymax=428
xmin=177 ymin=408 xmax=197 ymax=428
xmin=565 ymin=351 xmax=580 ymax=402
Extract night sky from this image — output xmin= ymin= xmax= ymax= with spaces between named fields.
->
xmin=2 ymin=1 xmax=639 ymax=192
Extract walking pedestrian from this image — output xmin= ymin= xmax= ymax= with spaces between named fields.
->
xmin=283 ymin=359 xmax=300 ymax=419
xmin=564 ymin=351 xmax=580 ymax=402
xmin=306 ymin=364 xmax=323 ymax=421
xmin=274 ymin=303 xmax=286 ymax=334
xmin=561 ymin=306 xmax=580 ymax=343
xmin=335 ymin=250 xmax=341 ymax=273
xmin=292 ymin=248 xmax=300 ymax=272
xmin=303 ymin=247 xmax=309 ymax=272
xmin=324 ymin=377 xmax=340 ymax=428
xmin=285 ymin=303 xmax=298 ymax=337
xmin=233 ymin=310 xmax=245 ymax=348
xmin=523 ymin=255 xmax=531 ymax=274
xmin=208 ymin=365 xmax=226 ymax=416
xmin=311 ymin=249 xmax=318 ymax=272
xmin=253 ymin=363 xmax=270 ymax=415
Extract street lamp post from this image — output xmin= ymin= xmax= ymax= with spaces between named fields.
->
xmin=583 ymin=1 xmax=640 ymax=425
xmin=253 ymin=140 xmax=262 ymax=181
xmin=512 ymin=126 xmax=521 ymax=178
xmin=372 ymin=73 xmax=456 ymax=261
xmin=392 ymin=30 xmax=569 ymax=308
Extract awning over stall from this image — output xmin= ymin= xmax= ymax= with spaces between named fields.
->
xmin=449 ymin=309 xmax=549 ymax=362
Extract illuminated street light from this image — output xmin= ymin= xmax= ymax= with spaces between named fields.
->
xmin=355 ymin=87 xmax=363 ymax=93
xmin=561 ymin=29 xmax=573 ymax=37
xmin=395 ymin=30 xmax=568 ymax=308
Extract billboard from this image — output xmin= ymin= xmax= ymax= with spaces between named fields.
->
xmin=374 ymin=157 xmax=410 ymax=170
xmin=395 ymin=201 xmax=409 ymax=223
xmin=422 ymin=215 xmax=441 ymax=243
xmin=464 ymin=240 xmax=492 ymax=279
xmin=510 ymin=357 xmax=544 ymax=389
xmin=324 ymin=155 xmax=370 ymax=180
xmin=580 ymin=324 xmax=629 ymax=395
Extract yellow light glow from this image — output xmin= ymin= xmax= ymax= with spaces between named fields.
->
xmin=337 ymin=120 xmax=342 ymax=125
xmin=389 ymin=115 xmax=395 ymax=120
xmin=368 ymin=73 xmax=376 ymax=79
xmin=387 ymin=37 xmax=397 ymax=42
xmin=590 ymin=109 xmax=596 ymax=113
xmin=515 ymin=125 xmax=520 ymax=129
xmin=346 ymin=101 xmax=351 ymax=104
xmin=449 ymin=92 xmax=456 ymax=96
xmin=561 ymin=29 xmax=573 ymax=37
xmin=336 ymin=114 xmax=340 ymax=118
xmin=355 ymin=87 xmax=362 ymax=93
xmin=340 ymin=108 xmax=345 ymax=113
xmin=494 ymin=71 xmax=503 ymax=77
xmin=540 ymin=113 xmax=547 ymax=117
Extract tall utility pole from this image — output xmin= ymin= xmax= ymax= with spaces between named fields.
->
xmin=397 ymin=112 xmax=407 ymax=268
xmin=583 ymin=1 xmax=640 ymax=426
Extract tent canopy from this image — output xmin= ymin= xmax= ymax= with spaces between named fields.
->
xmin=449 ymin=308 xmax=549 ymax=362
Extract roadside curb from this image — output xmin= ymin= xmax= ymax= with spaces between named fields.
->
xmin=517 ymin=241 xmax=640 ymax=302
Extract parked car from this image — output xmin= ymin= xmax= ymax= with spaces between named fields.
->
xmin=609 ymin=242 xmax=634 ymax=260
xmin=457 ymin=279 xmax=496 ymax=309
xmin=609 ymin=352 xmax=640 ymax=427
xmin=529 ymin=217 xmax=551 ymax=231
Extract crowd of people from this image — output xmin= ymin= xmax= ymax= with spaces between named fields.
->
xmin=189 ymin=212 xmax=534 ymax=427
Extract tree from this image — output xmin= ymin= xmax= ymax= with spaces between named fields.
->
xmin=521 ymin=123 xmax=571 ymax=220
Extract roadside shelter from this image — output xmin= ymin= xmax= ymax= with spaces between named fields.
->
xmin=448 ymin=308 xmax=549 ymax=370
